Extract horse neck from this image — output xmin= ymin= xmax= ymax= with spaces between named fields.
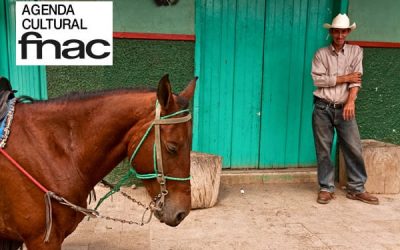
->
xmin=50 ymin=91 xmax=156 ymax=188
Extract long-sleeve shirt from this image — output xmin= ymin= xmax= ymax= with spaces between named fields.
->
xmin=311 ymin=43 xmax=363 ymax=104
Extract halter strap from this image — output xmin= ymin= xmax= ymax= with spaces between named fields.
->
xmin=154 ymin=112 xmax=192 ymax=125
xmin=153 ymin=103 xmax=167 ymax=206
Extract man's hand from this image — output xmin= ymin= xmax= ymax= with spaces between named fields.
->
xmin=347 ymin=72 xmax=362 ymax=83
xmin=343 ymin=101 xmax=356 ymax=120
xmin=337 ymin=72 xmax=362 ymax=84
xmin=343 ymin=86 xmax=359 ymax=120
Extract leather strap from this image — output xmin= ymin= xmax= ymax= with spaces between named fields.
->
xmin=153 ymin=113 xmax=192 ymax=125
xmin=154 ymin=104 xmax=167 ymax=207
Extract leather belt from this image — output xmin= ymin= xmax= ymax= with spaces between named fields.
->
xmin=314 ymin=96 xmax=344 ymax=109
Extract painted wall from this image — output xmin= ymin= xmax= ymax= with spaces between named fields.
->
xmin=47 ymin=39 xmax=195 ymax=97
xmin=47 ymin=0 xmax=195 ymax=97
xmin=348 ymin=0 xmax=400 ymax=42
xmin=358 ymin=48 xmax=400 ymax=145
xmin=347 ymin=1 xmax=400 ymax=145
xmin=113 ymin=0 xmax=194 ymax=34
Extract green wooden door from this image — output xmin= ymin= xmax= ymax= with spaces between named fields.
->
xmin=194 ymin=0 xmax=338 ymax=168
xmin=259 ymin=0 xmax=335 ymax=168
xmin=0 ymin=0 xmax=47 ymax=99
xmin=194 ymin=0 xmax=265 ymax=168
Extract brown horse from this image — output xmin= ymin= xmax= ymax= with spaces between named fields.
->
xmin=0 ymin=74 xmax=196 ymax=250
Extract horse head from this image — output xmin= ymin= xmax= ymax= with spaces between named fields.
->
xmin=128 ymin=74 xmax=196 ymax=227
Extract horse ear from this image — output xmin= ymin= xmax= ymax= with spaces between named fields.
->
xmin=179 ymin=77 xmax=197 ymax=101
xmin=157 ymin=74 xmax=173 ymax=109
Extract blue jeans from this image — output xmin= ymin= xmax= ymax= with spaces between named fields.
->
xmin=312 ymin=99 xmax=367 ymax=193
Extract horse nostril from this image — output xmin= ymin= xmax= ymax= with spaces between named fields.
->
xmin=175 ymin=211 xmax=187 ymax=224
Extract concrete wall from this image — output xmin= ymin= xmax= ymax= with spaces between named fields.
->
xmin=347 ymin=1 xmax=400 ymax=145
xmin=47 ymin=1 xmax=195 ymax=97
xmin=358 ymin=48 xmax=400 ymax=145
xmin=47 ymin=39 xmax=195 ymax=97
xmin=113 ymin=0 xmax=194 ymax=34
xmin=349 ymin=0 xmax=400 ymax=42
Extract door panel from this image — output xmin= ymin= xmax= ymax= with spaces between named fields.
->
xmin=194 ymin=0 xmax=265 ymax=168
xmin=230 ymin=0 xmax=265 ymax=167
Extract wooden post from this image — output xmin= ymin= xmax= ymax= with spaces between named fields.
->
xmin=190 ymin=152 xmax=222 ymax=209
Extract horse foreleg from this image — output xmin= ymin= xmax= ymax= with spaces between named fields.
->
xmin=24 ymin=237 xmax=62 ymax=250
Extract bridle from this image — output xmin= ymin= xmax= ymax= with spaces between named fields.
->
xmin=129 ymin=100 xmax=192 ymax=210
xmin=97 ymin=100 xmax=192 ymax=213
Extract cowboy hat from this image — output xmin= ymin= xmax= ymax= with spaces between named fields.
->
xmin=323 ymin=13 xmax=356 ymax=30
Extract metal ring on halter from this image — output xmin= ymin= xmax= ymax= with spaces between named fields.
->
xmin=141 ymin=206 xmax=154 ymax=225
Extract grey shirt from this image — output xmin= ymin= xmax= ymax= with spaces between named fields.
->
xmin=311 ymin=43 xmax=363 ymax=104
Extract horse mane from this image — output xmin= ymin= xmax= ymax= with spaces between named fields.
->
xmin=16 ymin=87 xmax=190 ymax=109
xmin=17 ymin=87 xmax=156 ymax=104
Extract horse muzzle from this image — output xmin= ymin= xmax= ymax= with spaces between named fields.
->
xmin=154 ymin=206 xmax=189 ymax=227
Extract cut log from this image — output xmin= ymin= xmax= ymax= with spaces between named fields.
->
xmin=190 ymin=152 xmax=222 ymax=209
xmin=339 ymin=139 xmax=400 ymax=194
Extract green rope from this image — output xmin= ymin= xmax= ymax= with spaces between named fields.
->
xmin=129 ymin=122 xmax=154 ymax=165
xmin=94 ymin=168 xmax=135 ymax=210
xmin=161 ymin=109 xmax=189 ymax=119
xmin=164 ymin=175 xmax=191 ymax=181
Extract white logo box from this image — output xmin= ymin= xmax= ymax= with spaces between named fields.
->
xmin=16 ymin=1 xmax=113 ymax=65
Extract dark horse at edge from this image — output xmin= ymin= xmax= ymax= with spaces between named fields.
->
xmin=0 ymin=74 xmax=197 ymax=249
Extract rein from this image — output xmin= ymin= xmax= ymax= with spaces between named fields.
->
xmin=95 ymin=101 xmax=192 ymax=212
xmin=0 ymin=148 xmax=99 ymax=242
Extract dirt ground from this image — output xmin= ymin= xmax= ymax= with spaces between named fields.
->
xmin=62 ymin=182 xmax=400 ymax=250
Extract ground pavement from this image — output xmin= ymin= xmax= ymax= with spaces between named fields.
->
xmin=63 ymin=182 xmax=400 ymax=250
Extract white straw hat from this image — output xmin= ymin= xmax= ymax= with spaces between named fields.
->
xmin=323 ymin=13 xmax=356 ymax=30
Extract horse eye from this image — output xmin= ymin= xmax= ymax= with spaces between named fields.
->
xmin=166 ymin=143 xmax=178 ymax=154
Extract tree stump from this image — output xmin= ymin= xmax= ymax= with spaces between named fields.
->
xmin=190 ymin=152 xmax=222 ymax=209
xmin=339 ymin=139 xmax=400 ymax=194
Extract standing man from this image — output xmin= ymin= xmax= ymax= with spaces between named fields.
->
xmin=311 ymin=14 xmax=379 ymax=205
